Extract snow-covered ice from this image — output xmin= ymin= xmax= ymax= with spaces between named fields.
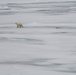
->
xmin=0 ymin=0 xmax=76 ymax=75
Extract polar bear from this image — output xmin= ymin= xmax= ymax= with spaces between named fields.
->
xmin=15 ymin=23 xmax=23 ymax=28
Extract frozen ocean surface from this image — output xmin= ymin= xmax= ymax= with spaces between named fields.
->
xmin=0 ymin=0 xmax=76 ymax=75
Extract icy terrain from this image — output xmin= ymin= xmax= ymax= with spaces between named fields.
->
xmin=0 ymin=0 xmax=76 ymax=75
